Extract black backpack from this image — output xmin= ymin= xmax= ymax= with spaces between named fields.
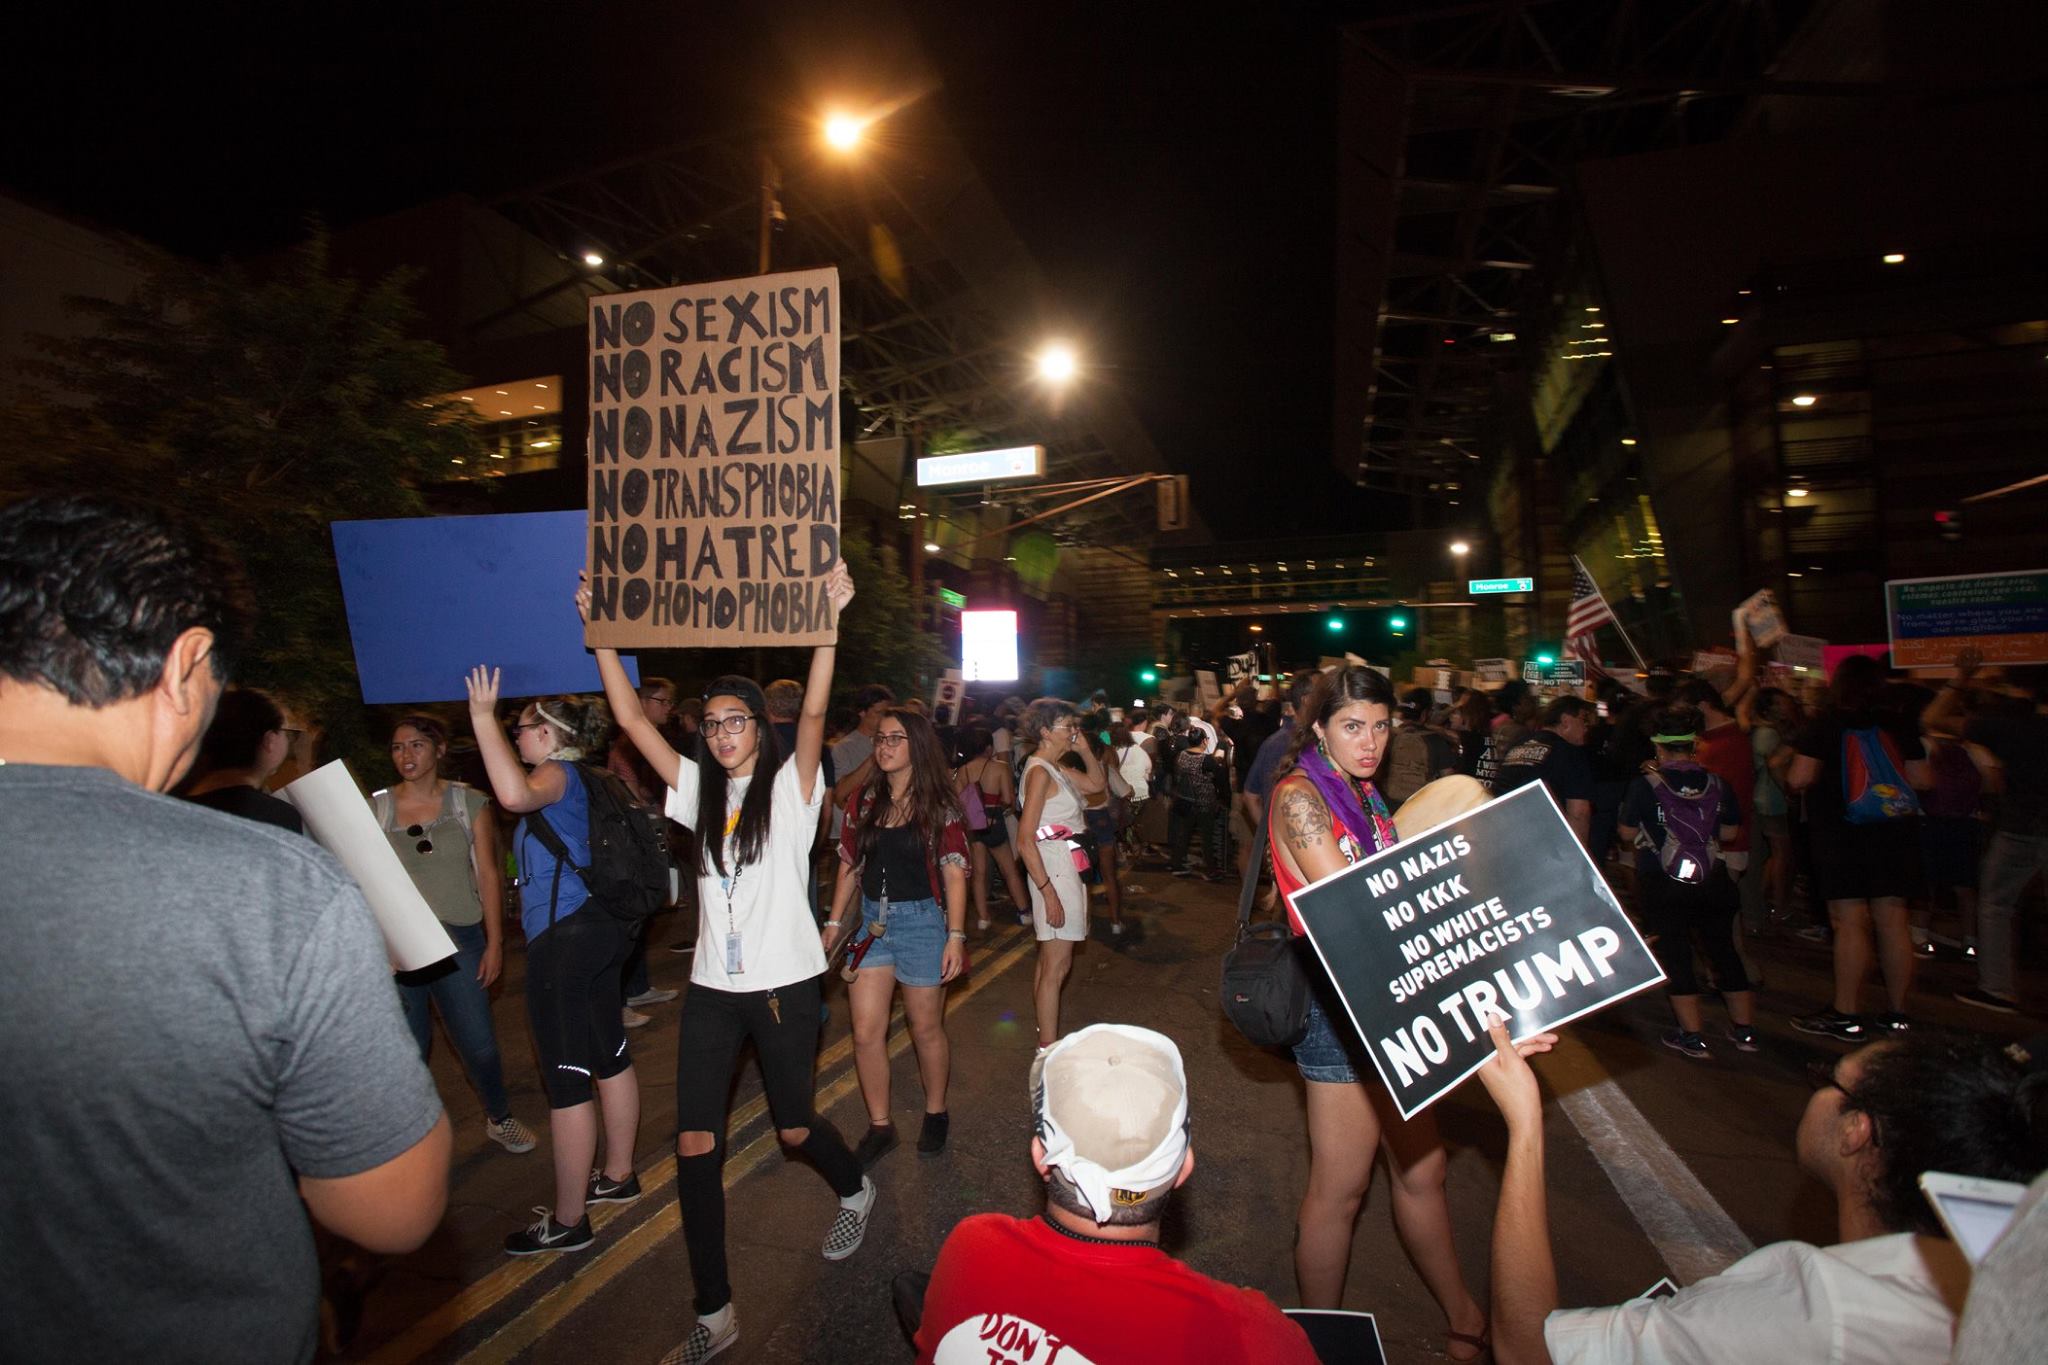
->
xmin=524 ymin=763 xmax=674 ymax=926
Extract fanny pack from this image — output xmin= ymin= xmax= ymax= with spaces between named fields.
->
xmin=1035 ymin=824 xmax=1091 ymax=873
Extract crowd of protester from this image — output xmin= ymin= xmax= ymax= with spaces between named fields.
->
xmin=6 ymin=492 xmax=2047 ymax=1364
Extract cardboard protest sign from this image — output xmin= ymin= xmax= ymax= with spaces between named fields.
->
xmin=1291 ymin=782 xmax=1664 ymax=1120
xmin=332 ymin=512 xmax=638 ymax=704
xmin=584 ymin=268 xmax=842 ymax=648
xmin=1776 ymin=632 xmax=1826 ymax=673
xmin=1886 ymin=569 xmax=2048 ymax=668
xmin=1735 ymin=588 xmax=1786 ymax=649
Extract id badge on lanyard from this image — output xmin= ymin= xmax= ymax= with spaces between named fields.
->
xmin=721 ymin=866 xmax=744 ymax=976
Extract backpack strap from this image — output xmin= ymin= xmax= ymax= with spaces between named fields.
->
xmin=1238 ymin=797 xmax=1273 ymax=931
xmin=521 ymin=765 xmax=591 ymax=927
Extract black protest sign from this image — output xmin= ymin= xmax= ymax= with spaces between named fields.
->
xmin=1291 ymin=782 xmax=1663 ymax=1120
xmin=585 ymin=268 xmax=841 ymax=648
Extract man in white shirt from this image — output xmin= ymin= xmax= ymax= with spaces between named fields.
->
xmin=1472 ymin=1023 xmax=2044 ymax=1365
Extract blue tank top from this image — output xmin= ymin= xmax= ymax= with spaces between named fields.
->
xmin=516 ymin=763 xmax=592 ymax=940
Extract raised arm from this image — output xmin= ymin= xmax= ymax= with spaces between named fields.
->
xmin=464 ymin=666 xmax=567 ymax=814
xmin=794 ymin=563 xmax=856 ymax=804
xmin=1475 ymin=1020 xmax=1562 ymax=1365
xmin=577 ymin=574 xmax=684 ymax=789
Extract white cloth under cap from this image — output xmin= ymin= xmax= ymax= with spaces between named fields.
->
xmin=1032 ymin=1023 xmax=1190 ymax=1223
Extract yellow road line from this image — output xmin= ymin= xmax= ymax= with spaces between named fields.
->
xmin=453 ymin=931 xmax=1038 ymax=1364
xmin=367 ymin=927 xmax=1034 ymax=1364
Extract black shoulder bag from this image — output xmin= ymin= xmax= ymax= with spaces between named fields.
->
xmin=1219 ymin=795 xmax=1313 ymax=1048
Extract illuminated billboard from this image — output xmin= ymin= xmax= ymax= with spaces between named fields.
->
xmin=961 ymin=609 xmax=1020 ymax=681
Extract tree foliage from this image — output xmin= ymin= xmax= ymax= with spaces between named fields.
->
xmin=2 ymin=232 xmax=476 ymax=760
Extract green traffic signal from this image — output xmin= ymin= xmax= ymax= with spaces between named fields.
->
xmin=1388 ymin=615 xmax=1407 ymax=631
xmin=1327 ymin=617 xmax=1345 ymax=633
xmin=1536 ymin=653 xmax=1556 ymax=665
xmin=1139 ymin=669 xmax=1158 ymax=684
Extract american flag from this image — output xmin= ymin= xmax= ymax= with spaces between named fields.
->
xmin=1565 ymin=557 xmax=1616 ymax=676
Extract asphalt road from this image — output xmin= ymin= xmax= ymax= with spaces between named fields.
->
xmin=331 ymin=864 xmax=2039 ymax=1364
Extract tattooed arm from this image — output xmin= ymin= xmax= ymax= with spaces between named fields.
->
xmin=1272 ymin=774 xmax=1350 ymax=885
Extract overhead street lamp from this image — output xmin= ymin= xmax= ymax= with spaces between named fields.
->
xmin=1448 ymin=540 xmax=1470 ymax=556
xmin=1036 ymin=342 xmax=1079 ymax=386
xmin=823 ymin=112 xmax=868 ymax=152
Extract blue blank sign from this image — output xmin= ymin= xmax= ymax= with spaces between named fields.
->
xmin=331 ymin=511 xmax=636 ymax=704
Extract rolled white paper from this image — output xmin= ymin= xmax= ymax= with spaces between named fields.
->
xmin=281 ymin=759 xmax=456 ymax=971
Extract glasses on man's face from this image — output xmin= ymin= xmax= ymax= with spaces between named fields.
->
xmin=874 ymin=733 xmax=910 ymax=748
xmin=405 ymin=824 xmax=434 ymax=855
xmin=705 ymin=714 xmax=756 ymax=735
xmin=1806 ymin=1058 xmax=1845 ymax=1094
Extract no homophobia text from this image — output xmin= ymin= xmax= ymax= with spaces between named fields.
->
xmin=584 ymin=267 xmax=842 ymax=648
xmin=1291 ymin=783 xmax=1664 ymax=1120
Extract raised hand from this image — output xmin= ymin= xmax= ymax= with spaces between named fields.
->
xmin=825 ymin=561 xmax=855 ymax=614
xmin=1474 ymin=1016 xmax=1558 ymax=1135
xmin=465 ymin=665 xmax=502 ymax=718
xmin=575 ymin=571 xmax=593 ymax=624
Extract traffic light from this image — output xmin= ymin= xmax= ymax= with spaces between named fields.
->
xmin=1388 ymin=614 xmax=1407 ymax=631
xmin=1326 ymin=616 xmax=1345 ymax=634
xmin=1935 ymin=509 xmax=1962 ymax=543
xmin=1535 ymin=651 xmax=1557 ymax=665
xmin=1139 ymin=668 xmax=1158 ymax=685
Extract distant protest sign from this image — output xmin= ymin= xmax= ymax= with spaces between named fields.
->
xmin=1886 ymin=570 xmax=2048 ymax=669
xmin=1291 ymin=782 xmax=1664 ymax=1120
xmin=1735 ymin=588 xmax=1786 ymax=649
xmin=585 ymin=268 xmax=842 ymax=649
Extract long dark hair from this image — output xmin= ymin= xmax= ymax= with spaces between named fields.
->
xmin=695 ymin=679 xmax=782 ymax=878
xmin=854 ymin=709 xmax=962 ymax=868
xmin=1278 ymin=666 xmax=1397 ymax=780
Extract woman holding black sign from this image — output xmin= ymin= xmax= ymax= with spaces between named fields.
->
xmin=1267 ymin=666 xmax=1490 ymax=1361
xmin=582 ymin=564 xmax=868 ymax=1365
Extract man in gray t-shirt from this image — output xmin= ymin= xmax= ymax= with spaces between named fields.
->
xmin=0 ymin=496 xmax=449 ymax=1364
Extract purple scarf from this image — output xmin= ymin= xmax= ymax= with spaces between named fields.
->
xmin=1296 ymin=744 xmax=1398 ymax=858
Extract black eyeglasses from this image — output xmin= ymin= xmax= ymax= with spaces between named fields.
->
xmin=704 ymin=714 xmax=757 ymax=734
xmin=507 ymin=722 xmax=547 ymax=737
xmin=405 ymin=823 xmax=434 ymax=855
xmin=1806 ymin=1058 xmax=1844 ymax=1094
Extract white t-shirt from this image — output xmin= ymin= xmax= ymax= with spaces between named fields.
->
xmin=666 ymin=754 xmax=826 ymax=993
xmin=1544 ymin=1233 xmax=1970 ymax=1365
xmin=1115 ymin=744 xmax=1154 ymax=801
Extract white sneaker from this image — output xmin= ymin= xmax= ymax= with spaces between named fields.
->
xmin=821 ymin=1176 xmax=876 ymax=1260
xmin=625 ymin=987 xmax=679 ymax=1006
xmin=622 ymin=1007 xmax=652 ymax=1029
xmin=485 ymin=1115 xmax=538 ymax=1153
xmin=658 ymin=1305 xmax=737 ymax=1364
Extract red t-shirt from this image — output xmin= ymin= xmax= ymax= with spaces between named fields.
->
xmin=915 ymin=1214 xmax=1317 ymax=1365
xmin=1693 ymin=721 xmax=1755 ymax=853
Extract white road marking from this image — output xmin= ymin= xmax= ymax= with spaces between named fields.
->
xmin=1544 ymin=1034 xmax=1756 ymax=1285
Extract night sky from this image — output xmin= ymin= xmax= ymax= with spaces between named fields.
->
xmin=5 ymin=1 xmax=1388 ymax=536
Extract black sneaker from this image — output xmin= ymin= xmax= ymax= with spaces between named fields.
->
xmin=587 ymin=1170 xmax=642 ymax=1205
xmin=1955 ymin=987 xmax=2020 ymax=1015
xmin=917 ymin=1111 xmax=949 ymax=1156
xmin=504 ymin=1207 xmax=593 ymax=1256
xmin=1790 ymin=1008 xmax=1867 ymax=1042
xmin=1661 ymin=1030 xmax=1710 ymax=1060
xmin=1872 ymin=1012 xmax=1912 ymax=1034
xmin=1726 ymin=1024 xmax=1762 ymax=1053
xmin=854 ymin=1122 xmax=898 ymax=1170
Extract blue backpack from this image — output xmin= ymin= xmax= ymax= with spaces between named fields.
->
xmin=1842 ymin=727 xmax=1921 ymax=825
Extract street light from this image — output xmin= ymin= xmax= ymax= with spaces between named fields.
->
xmin=1448 ymin=540 xmax=1470 ymax=556
xmin=581 ymin=251 xmax=605 ymax=267
xmin=823 ymin=112 xmax=868 ymax=152
xmin=1036 ymin=342 xmax=1079 ymax=385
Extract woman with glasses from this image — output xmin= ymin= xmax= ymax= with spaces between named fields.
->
xmin=375 ymin=714 xmax=536 ymax=1157
xmin=825 ymin=708 xmax=970 ymax=1167
xmin=1015 ymin=697 xmax=1106 ymax=1048
xmin=583 ymin=564 xmax=865 ymax=1365
xmin=465 ymin=680 xmax=640 ymax=1258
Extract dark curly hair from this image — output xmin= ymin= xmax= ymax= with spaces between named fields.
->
xmin=0 ymin=495 xmax=252 ymax=707
xmin=1842 ymin=1032 xmax=2048 ymax=1238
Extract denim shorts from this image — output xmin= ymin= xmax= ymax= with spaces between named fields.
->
xmin=857 ymin=895 xmax=948 ymax=988
xmin=1292 ymin=990 xmax=1371 ymax=1085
